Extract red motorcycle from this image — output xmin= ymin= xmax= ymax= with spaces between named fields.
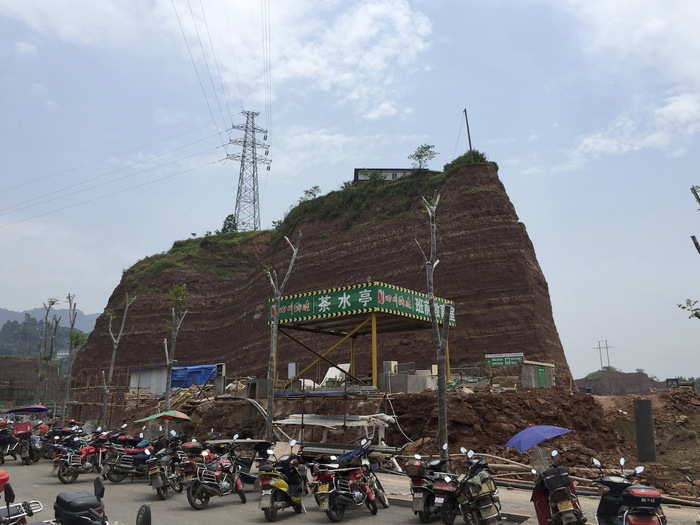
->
xmin=57 ymin=433 xmax=108 ymax=484
xmin=531 ymin=450 xmax=586 ymax=525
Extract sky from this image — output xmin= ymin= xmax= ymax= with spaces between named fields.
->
xmin=1 ymin=0 xmax=700 ymax=379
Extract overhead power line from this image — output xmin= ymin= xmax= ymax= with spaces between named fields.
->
xmin=185 ymin=0 xmax=228 ymax=132
xmin=0 ymin=158 xmax=219 ymax=232
xmin=0 ymin=134 xmax=218 ymax=217
xmin=0 ymin=125 xmax=216 ymax=194
xmin=170 ymin=0 xmax=225 ymax=138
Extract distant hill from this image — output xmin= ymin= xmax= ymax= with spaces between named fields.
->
xmin=0 ymin=307 xmax=97 ymax=333
xmin=576 ymin=368 xmax=665 ymax=395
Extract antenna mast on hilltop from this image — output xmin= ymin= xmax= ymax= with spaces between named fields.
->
xmin=225 ymin=111 xmax=271 ymax=231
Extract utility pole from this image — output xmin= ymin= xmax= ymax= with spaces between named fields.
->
xmin=594 ymin=341 xmax=603 ymax=369
xmin=225 ymin=110 xmax=271 ymax=231
xmin=415 ymin=193 xmax=453 ymax=461
xmin=265 ymin=233 xmax=301 ymax=441
xmin=463 ymin=108 xmax=473 ymax=151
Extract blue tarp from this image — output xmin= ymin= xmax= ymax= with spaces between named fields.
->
xmin=171 ymin=365 xmax=216 ymax=388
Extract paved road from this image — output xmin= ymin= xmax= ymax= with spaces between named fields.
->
xmin=3 ymin=460 xmax=698 ymax=525
xmin=0 ymin=460 xmax=429 ymax=525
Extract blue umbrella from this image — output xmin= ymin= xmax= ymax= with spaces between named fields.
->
xmin=505 ymin=425 xmax=572 ymax=452
xmin=5 ymin=404 xmax=49 ymax=414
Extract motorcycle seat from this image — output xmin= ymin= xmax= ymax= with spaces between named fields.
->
xmin=55 ymin=491 xmax=101 ymax=512
xmin=124 ymin=448 xmax=145 ymax=454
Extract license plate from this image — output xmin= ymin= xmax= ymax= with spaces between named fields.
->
xmin=557 ymin=500 xmax=574 ymax=511
xmin=259 ymin=495 xmax=271 ymax=509
xmin=262 ymin=489 xmax=272 ymax=495
xmin=149 ymin=469 xmax=159 ymax=475
xmin=317 ymin=484 xmax=329 ymax=493
xmin=412 ymin=496 xmax=424 ymax=512
xmin=435 ymin=497 xmax=444 ymax=505
xmin=184 ymin=475 xmax=192 ymax=482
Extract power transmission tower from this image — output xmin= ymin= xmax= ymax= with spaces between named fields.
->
xmin=225 ymin=110 xmax=270 ymax=231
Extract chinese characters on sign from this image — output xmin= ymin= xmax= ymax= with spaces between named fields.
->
xmin=269 ymin=282 xmax=456 ymax=326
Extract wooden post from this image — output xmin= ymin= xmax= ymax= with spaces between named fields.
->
xmin=350 ymin=337 xmax=356 ymax=377
xmin=371 ymin=313 xmax=378 ymax=388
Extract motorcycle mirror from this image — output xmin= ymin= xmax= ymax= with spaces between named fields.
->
xmin=634 ymin=466 xmax=645 ymax=474
xmin=266 ymin=448 xmax=275 ymax=456
xmin=136 ymin=504 xmax=151 ymax=525
xmin=121 ymin=424 xmax=127 ymax=429
xmin=414 ymin=454 xmax=422 ymax=460
xmin=467 ymin=450 xmax=475 ymax=459
xmin=443 ymin=475 xmax=452 ymax=483
xmin=330 ymin=455 xmax=337 ymax=461
xmin=37 ymin=420 xmax=43 ymax=425
xmin=96 ymin=427 xmax=102 ymax=432
xmin=361 ymin=438 xmax=368 ymax=446
xmin=159 ymin=426 xmax=163 ymax=432
xmin=93 ymin=477 xmax=105 ymax=500
xmin=290 ymin=439 xmax=298 ymax=447
xmin=459 ymin=447 xmax=467 ymax=454
xmin=442 ymin=443 xmax=448 ymax=451
xmin=233 ymin=434 xmax=239 ymax=440
xmin=73 ymin=437 xmax=80 ymax=442
xmin=4 ymin=483 xmax=15 ymax=504
xmin=592 ymin=458 xmax=602 ymax=468
xmin=551 ymin=450 xmax=559 ymax=457
xmin=531 ymin=469 xmax=537 ymax=475
xmin=201 ymin=450 xmax=209 ymax=457
xmin=192 ymin=438 xmax=197 ymax=443
xmin=619 ymin=458 xmax=626 ymax=466
xmin=54 ymin=436 xmax=60 ymax=440
xmin=144 ymin=449 xmax=151 ymax=456
xmin=142 ymin=426 xmax=146 ymax=431
xmin=139 ymin=433 xmax=144 ymax=439
xmin=169 ymin=430 xmax=177 ymax=437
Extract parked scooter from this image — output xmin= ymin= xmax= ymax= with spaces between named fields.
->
xmin=145 ymin=431 xmax=185 ymax=500
xmin=592 ymin=457 xmax=666 ymax=525
xmin=0 ymin=470 xmax=107 ymax=525
xmin=405 ymin=449 xmax=450 ymax=523
xmin=454 ymin=448 xmax=501 ymax=525
xmin=531 ymin=450 xmax=586 ymax=525
xmin=186 ymin=435 xmax=247 ymax=509
xmin=0 ymin=470 xmax=44 ymax=525
xmin=14 ymin=426 xmax=40 ymax=466
xmin=258 ymin=440 xmax=307 ymax=522
xmin=0 ymin=427 xmax=18 ymax=466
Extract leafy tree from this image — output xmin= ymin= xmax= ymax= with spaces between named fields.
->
xmin=409 ymin=144 xmax=438 ymax=170
xmin=300 ymin=186 xmax=321 ymax=202
xmin=221 ymin=214 xmax=238 ymax=233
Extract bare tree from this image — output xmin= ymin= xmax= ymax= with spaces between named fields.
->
xmin=62 ymin=294 xmax=82 ymax=424
xmin=415 ymin=193 xmax=453 ymax=461
xmin=163 ymin=285 xmax=188 ymax=432
xmin=42 ymin=313 xmax=62 ymax=402
xmin=265 ymin=232 xmax=301 ymax=440
xmin=36 ymin=298 xmax=58 ymax=403
xmin=100 ymin=293 xmax=136 ymax=426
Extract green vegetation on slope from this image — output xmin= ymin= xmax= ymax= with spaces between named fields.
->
xmin=274 ymin=170 xmax=447 ymax=240
xmin=124 ymin=230 xmax=263 ymax=290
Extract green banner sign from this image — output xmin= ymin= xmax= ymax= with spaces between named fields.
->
xmin=269 ymin=282 xmax=455 ymax=326
xmin=484 ymin=353 xmax=524 ymax=367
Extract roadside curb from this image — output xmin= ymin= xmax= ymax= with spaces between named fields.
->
xmin=386 ymin=497 xmax=531 ymax=523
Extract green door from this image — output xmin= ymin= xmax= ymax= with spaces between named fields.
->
xmin=536 ymin=366 xmax=547 ymax=388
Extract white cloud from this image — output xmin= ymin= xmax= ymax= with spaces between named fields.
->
xmin=575 ymin=93 xmax=700 ymax=159
xmin=560 ymin=1 xmax=700 ymax=162
xmin=364 ymin=101 xmax=398 ymax=120
xmin=0 ymin=0 xmax=431 ymax=119
xmin=14 ymin=40 xmax=36 ymax=56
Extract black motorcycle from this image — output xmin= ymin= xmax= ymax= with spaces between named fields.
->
xmin=405 ymin=452 xmax=450 ymax=522
xmin=592 ymin=457 xmax=666 ymax=525
xmin=145 ymin=444 xmax=184 ymax=500
xmin=0 ymin=428 xmax=18 ymax=465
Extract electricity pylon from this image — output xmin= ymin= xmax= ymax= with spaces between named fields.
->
xmin=225 ymin=110 xmax=270 ymax=231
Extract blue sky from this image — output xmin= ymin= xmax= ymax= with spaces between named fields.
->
xmin=1 ymin=0 xmax=699 ymax=379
